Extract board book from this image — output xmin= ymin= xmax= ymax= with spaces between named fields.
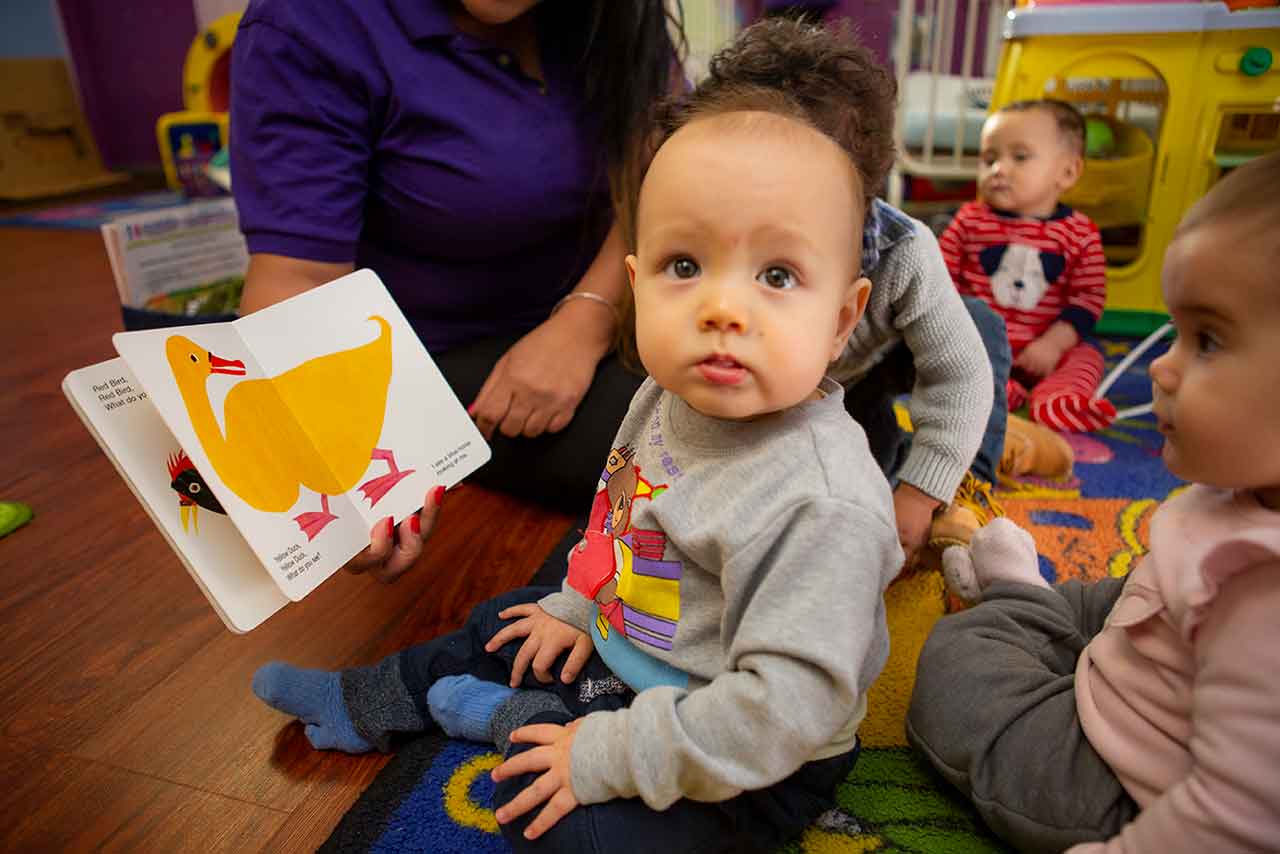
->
xmin=63 ymin=269 xmax=490 ymax=632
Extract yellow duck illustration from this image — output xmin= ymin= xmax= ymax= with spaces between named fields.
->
xmin=164 ymin=315 xmax=414 ymax=540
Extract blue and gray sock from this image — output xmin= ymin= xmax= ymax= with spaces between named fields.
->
xmin=252 ymin=661 xmax=374 ymax=753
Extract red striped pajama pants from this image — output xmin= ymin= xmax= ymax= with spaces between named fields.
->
xmin=1007 ymin=343 xmax=1116 ymax=433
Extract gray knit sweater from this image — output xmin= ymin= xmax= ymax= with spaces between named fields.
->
xmin=831 ymin=202 xmax=994 ymax=503
xmin=538 ymin=378 xmax=903 ymax=810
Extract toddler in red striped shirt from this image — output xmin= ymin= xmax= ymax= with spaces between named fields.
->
xmin=940 ymin=99 xmax=1114 ymax=432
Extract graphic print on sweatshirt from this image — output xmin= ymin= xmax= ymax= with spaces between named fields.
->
xmin=979 ymin=242 xmax=1066 ymax=312
xmin=567 ymin=444 xmax=682 ymax=651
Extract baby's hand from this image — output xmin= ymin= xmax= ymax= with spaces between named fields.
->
xmin=1014 ymin=335 xmax=1065 ymax=378
xmin=492 ymin=719 xmax=582 ymax=840
xmin=893 ymin=482 xmax=941 ymax=568
xmin=485 ymin=603 xmax=593 ymax=687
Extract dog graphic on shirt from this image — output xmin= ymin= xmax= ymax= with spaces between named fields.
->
xmin=979 ymin=243 xmax=1066 ymax=311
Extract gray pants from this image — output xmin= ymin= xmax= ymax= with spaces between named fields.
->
xmin=906 ymin=578 xmax=1140 ymax=853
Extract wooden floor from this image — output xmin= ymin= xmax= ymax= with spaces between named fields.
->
xmin=0 ymin=225 xmax=573 ymax=851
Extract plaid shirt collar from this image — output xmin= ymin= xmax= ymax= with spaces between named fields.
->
xmin=861 ymin=199 xmax=916 ymax=276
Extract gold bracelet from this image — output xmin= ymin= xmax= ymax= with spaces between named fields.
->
xmin=550 ymin=291 xmax=621 ymax=327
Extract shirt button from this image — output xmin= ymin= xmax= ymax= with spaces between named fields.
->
xmin=497 ymin=53 xmax=512 ymax=67
xmin=538 ymin=83 xmax=547 ymax=95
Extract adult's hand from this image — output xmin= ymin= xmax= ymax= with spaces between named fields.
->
xmin=344 ymin=486 xmax=445 ymax=583
xmin=468 ymin=298 xmax=614 ymax=440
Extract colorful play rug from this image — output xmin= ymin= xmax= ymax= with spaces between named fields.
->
xmin=0 ymin=190 xmax=186 ymax=230
xmin=321 ymin=336 xmax=1177 ymax=854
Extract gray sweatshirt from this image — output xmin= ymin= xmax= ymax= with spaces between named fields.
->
xmin=831 ymin=201 xmax=994 ymax=503
xmin=538 ymin=378 xmax=903 ymax=810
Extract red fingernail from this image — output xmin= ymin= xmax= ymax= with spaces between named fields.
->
xmin=384 ymin=517 xmax=394 ymax=538
xmin=409 ymin=513 xmax=421 ymax=535
xmin=432 ymin=485 xmax=446 ymax=505
xmin=467 ymin=402 xmax=476 ymax=415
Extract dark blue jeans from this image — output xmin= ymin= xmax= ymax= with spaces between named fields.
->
xmin=396 ymin=586 xmax=861 ymax=854
xmin=844 ymin=296 xmax=1011 ymax=486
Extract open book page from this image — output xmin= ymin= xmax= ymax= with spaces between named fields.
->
xmin=112 ymin=269 xmax=489 ymax=601
xmin=236 ymin=269 xmax=491 ymax=530
xmin=114 ymin=316 xmax=371 ymax=601
xmin=61 ymin=358 xmax=288 ymax=632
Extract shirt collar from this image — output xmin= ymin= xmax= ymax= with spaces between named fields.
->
xmin=861 ymin=198 xmax=915 ymax=275
xmin=387 ymin=0 xmax=455 ymax=41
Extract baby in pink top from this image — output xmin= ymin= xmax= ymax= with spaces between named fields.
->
xmin=907 ymin=150 xmax=1280 ymax=854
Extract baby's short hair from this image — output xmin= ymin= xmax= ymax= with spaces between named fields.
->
xmin=1178 ymin=149 xmax=1280 ymax=235
xmin=996 ymin=99 xmax=1086 ymax=156
xmin=651 ymin=18 xmax=897 ymax=213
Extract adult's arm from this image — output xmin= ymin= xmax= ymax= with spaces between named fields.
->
xmin=467 ymin=221 xmax=626 ymax=440
xmin=238 ymin=253 xmax=354 ymax=315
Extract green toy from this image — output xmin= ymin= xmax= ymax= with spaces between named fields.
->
xmin=1085 ymin=117 xmax=1117 ymax=159
xmin=0 ymin=501 xmax=33 ymax=538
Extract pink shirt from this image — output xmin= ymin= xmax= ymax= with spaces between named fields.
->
xmin=1073 ymin=485 xmax=1280 ymax=854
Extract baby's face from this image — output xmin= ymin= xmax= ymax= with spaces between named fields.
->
xmin=625 ymin=112 xmax=870 ymax=421
xmin=978 ymin=109 xmax=1080 ymax=219
xmin=1149 ymin=218 xmax=1280 ymax=508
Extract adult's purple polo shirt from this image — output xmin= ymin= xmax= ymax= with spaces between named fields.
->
xmin=230 ymin=0 xmax=612 ymax=352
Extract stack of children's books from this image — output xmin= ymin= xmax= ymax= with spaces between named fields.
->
xmin=102 ymin=197 xmax=248 ymax=319
xmin=63 ymin=270 xmax=490 ymax=632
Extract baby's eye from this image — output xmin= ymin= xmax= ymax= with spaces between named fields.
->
xmin=757 ymin=266 xmax=797 ymax=290
xmin=1013 ymin=152 xmax=1030 ymax=162
xmin=1195 ymin=331 xmax=1220 ymax=355
xmin=665 ymin=257 xmax=699 ymax=279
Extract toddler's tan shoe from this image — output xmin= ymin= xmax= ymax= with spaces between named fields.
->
xmin=928 ymin=472 xmax=1004 ymax=551
xmin=999 ymin=414 xmax=1074 ymax=482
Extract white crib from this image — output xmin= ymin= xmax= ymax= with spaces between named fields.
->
xmin=887 ymin=0 xmax=1013 ymax=209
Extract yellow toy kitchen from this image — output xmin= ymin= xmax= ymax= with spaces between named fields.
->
xmin=992 ymin=1 xmax=1280 ymax=333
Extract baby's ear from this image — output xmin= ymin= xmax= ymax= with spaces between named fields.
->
xmin=832 ymin=277 xmax=872 ymax=360
xmin=1059 ymin=153 xmax=1083 ymax=191
xmin=624 ymin=255 xmax=639 ymax=291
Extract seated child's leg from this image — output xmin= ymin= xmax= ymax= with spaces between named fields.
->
xmin=427 ymin=674 xmax=572 ymax=747
xmin=960 ymin=296 xmax=1011 ymax=486
xmin=907 ymin=582 xmax=1137 ymax=852
xmin=252 ymin=663 xmax=374 ymax=753
xmin=253 ymin=586 xmax=559 ymax=751
xmin=1006 ymin=377 xmax=1028 ymax=412
xmin=1028 ymin=342 xmax=1117 ymax=432
xmin=494 ymin=709 xmax=860 ymax=854
xmin=842 ymin=342 xmax=914 ymax=478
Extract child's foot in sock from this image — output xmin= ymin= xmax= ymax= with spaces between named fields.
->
xmin=1032 ymin=393 xmax=1116 ymax=433
xmin=942 ymin=517 xmax=1049 ymax=604
xmin=427 ymin=674 xmax=515 ymax=743
xmin=252 ymin=661 xmax=373 ymax=753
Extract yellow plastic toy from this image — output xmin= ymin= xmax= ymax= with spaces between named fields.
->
xmin=991 ymin=1 xmax=1280 ymax=334
xmin=156 ymin=12 xmax=241 ymax=196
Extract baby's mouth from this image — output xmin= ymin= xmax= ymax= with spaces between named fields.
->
xmin=698 ymin=355 xmax=747 ymax=386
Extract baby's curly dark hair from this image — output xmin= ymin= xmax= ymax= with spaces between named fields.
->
xmin=652 ymin=18 xmax=896 ymax=215
xmin=613 ymin=18 xmax=898 ymax=366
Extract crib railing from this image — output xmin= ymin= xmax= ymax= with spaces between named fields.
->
xmin=888 ymin=0 xmax=1012 ymax=206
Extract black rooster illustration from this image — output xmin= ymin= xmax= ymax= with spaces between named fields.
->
xmin=167 ymin=450 xmax=226 ymax=533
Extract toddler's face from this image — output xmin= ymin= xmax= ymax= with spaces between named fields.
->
xmin=978 ymin=109 xmax=1080 ymax=219
xmin=626 ymin=113 xmax=870 ymax=421
xmin=1149 ymin=219 xmax=1280 ymax=508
